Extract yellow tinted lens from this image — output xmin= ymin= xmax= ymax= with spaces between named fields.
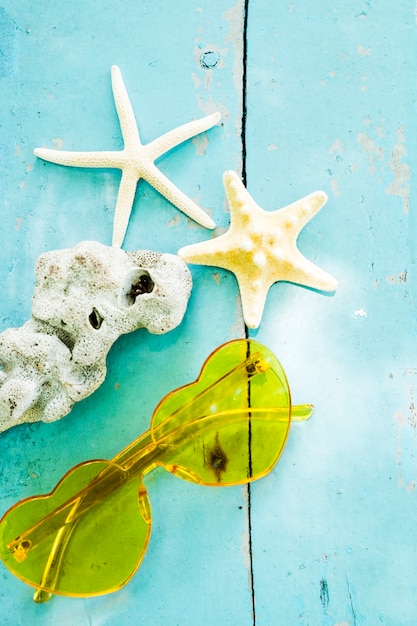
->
xmin=159 ymin=407 xmax=290 ymax=486
xmin=150 ymin=340 xmax=260 ymax=438
xmin=0 ymin=461 xmax=151 ymax=597
xmin=151 ymin=338 xmax=291 ymax=486
xmin=151 ymin=338 xmax=290 ymax=439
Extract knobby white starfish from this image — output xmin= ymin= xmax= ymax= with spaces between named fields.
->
xmin=34 ymin=65 xmax=220 ymax=247
xmin=178 ymin=171 xmax=338 ymax=329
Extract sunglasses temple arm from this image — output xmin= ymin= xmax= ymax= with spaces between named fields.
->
xmin=11 ymin=400 xmax=312 ymax=558
xmin=7 ymin=429 xmax=156 ymax=559
xmin=291 ymin=404 xmax=314 ymax=421
xmin=32 ymin=518 xmax=82 ymax=603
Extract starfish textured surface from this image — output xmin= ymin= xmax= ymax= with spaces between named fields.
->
xmin=178 ymin=170 xmax=338 ymax=329
xmin=34 ymin=65 xmax=219 ymax=247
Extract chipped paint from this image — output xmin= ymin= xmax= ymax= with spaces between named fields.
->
xmin=191 ymin=71 xmax=201 ymax=89
xmin=191 ymin=131 xmax=209 ymax=155
xmin=409 ymin=385 xmax=417 ymax=428
xmin=394 ymin=381 xmax=417 ymax=490
xmin=330 ymin=178 xmax=341 ymax=196
xmin=223 ymin=0 xmax=245 ymax=95
xmin=353 ymin=308 xmax=367 ymax=318
xmin=211 ymin=271 xmax=222 ymax=285
xmin=52 ymin=137 xmax=64 ymax=150
xmin=329 ymin=138 xmax=343 ymax=156
xmin=223 ymin=0 xmax=245 ymax=170
xmin=357 ymin=124 xmax=410 ymax=213
xmin=386 ymin=271 xmax=407 ymax=284
xmin=357 ymin=132 xmax=383 ymax=173
xmin=166 ymin=215 xmax=181 ymax=228
xmin=385 ymin=126 xmax=410 ymax=213
xmin=191 ymin=3 xmax=241 ymax=128
xmin=321 ymin=70 xmax=337 ymax=87
xmin=357 ymin=44 xmax=371 ymax=57
xmin=195 ymin=94 xmax=231 ymax=123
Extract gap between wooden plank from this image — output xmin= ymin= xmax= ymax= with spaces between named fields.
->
xmin=241 ymin=1 xmax=256 ymax=624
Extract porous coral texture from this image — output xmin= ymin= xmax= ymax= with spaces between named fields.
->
xmin=0 ymin=241 xmax=192 ymax=432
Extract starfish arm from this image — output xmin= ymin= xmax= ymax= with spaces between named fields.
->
xmin=111 ymin=65 xmax=141 ymax=150
xmin=278 ymin=191 xmax=328 ymax=232
xmin=275 ymin=248 xmax=338 ymax=292
xmin=223 ymin=170 xmax=261 ymax=215
xmin=179 ymin=236 xmax=268 ymax=328
xmin=34 ymin=148 xmax=124 ymax=169
xmin=111 ymin=168 xmax=139 ymax=248
xmin=178 ymin=233 xmax=234 ymax=265
xmin=236 ymin=275 xmax=270 ymax=329
xmin=143 ymin=164 xmax=216 ymax=229
xmin=146 ymin=112 xmax=221 ymax=161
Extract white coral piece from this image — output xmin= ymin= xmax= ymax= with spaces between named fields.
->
xmin=0 ymin=241 xmax=192 ymax=432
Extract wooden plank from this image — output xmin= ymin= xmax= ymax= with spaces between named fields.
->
xmin=0 ymin=2 xmax=251 ymax=624
xmin=246 ymin=1 xmax=417 ymax=624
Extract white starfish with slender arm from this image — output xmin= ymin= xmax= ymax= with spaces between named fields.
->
xmin=34 ymin=65 xmax=219 ymax=247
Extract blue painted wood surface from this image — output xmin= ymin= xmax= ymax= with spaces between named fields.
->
xmin=0 ymin=1 xmax=416 ymax=624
